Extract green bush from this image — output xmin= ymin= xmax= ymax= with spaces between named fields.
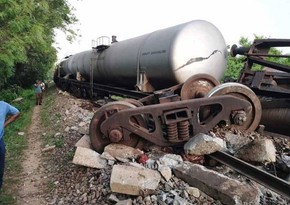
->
xmin=0 ymin=86 xmax=34 ymax=111
xmin=0 ymin=85 xmax=22 ymax=102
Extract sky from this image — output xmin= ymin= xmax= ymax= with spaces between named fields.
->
xmin=54 ymin=0 xmax=290 ymax=61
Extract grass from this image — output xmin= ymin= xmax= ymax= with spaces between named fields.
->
xmin=0 ymin=86 xmax=70 ymax=204
xmin=54 ymin=136 xmax=65 ymax=148
xmin=66 ymin=149 xmax=75 ymax=161
xmin=40 ymin=87 xmax=63 ymax=148
xmin=0 ymin=86 xmax=59 ymax=204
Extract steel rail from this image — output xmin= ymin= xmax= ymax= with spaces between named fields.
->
xmin=209 ymin=151 xmax=290 ymax=200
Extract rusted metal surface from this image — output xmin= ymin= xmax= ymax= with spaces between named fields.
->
xmin=232 ymin=39 xmax=290 ymax=135
xmin=180 ymin=74 xmax=220 ymax=100
xmin=89 ymin=94 xmax=257 ymax=152
xmin=121 ymin=98 xmax=144 ymax=107
xmin=89 ymin=101 xmax=147 ymax=153
xmin=232 ymin=39 xmax=290 ymax=98
xmin=261 ymin=108 xmax=290 ymax=136
xmin=238 ymin=70 xmax=290 ymax=98
xmin=139 ymin=84 xmax=183 ymax=105
xmin=206 ymin=82 xmax=262 ymax=131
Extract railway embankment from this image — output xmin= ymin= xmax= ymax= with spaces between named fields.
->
xmin=34 ymin=88 xmax=290 ymax=205
xmin=2 ymin=87 xmax=287 ymax=204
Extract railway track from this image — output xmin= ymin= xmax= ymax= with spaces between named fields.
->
xmin=209 ymin=151 xmax=290 ymax=200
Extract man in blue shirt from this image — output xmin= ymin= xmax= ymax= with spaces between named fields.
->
xmin=0 ymin=101 xmax=20 ymax=190
xmin=34 ymin=80 xmax=43 ymax=105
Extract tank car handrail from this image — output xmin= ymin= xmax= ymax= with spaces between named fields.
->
xmin=92 ymin=36 xmax=110 ymax=49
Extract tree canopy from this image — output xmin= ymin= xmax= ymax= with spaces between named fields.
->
xmin=0 ymin=0 xmax=77 ymax=88
xmin=2 ymin=3 xmax=289 ymax=90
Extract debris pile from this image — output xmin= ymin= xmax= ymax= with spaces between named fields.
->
xmin=43 ymin=92 xmax=290 ymax=205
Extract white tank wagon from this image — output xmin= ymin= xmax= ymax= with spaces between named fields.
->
xmin=56 ymin=20 xmax=227 ymax=92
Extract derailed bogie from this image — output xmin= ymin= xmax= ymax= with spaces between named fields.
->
xmin=89 ymin=83 xmax=262 ymax=152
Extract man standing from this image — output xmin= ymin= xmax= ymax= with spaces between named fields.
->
xmin=34 ymin=80 xmax=42 ymax=105
xmin=0 ymin=101 xmax=20 ymax=190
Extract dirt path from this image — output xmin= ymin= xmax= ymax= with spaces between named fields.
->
xmin=17 ymin=106 xmax=47 ymax=205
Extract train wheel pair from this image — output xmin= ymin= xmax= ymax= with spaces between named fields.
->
xmin=180 ymin=74 xmax=261 ymax=131
xmin=89 ymin=74 xmax=262 ymax=152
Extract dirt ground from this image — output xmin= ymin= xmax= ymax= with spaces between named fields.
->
xmin=16 ymin=105 xmax=47 ymax=205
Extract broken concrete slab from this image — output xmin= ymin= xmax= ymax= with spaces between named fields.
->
xmin=75 ymin=134 xmax=92 ymax=149
xmin=173 ymin=162 xmax=261 ymax=205
xmin=110 ymin=165 xmax=161 ymax=196
xmin=184 ymin=133 xmax=225 ymax=155
xmin=72 ymin=147 xmax=107 ymax=169
xmin=128 ymin=162 xmax=145 ymax=169
xmin=158 ymin=154 xmax=183 ymax=168
xmin=235 ymin=138 xmax=276 ymax=163
xmin=101 ymin=151 xmax=116 ymax=161
xmin=158 ymin=165 xmax=172 ymax=181
xmin=104 ymin=144 xmax=143 ymax=159
xmin=224 ymin=132 xmax=252 ymax=154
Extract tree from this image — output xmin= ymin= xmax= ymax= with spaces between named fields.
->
xmin=225 ymin=35 xmax=289 ymax=80
xmin=0 ymin=0 xmax=77 ymax=88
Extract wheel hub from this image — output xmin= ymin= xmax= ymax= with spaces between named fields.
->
xmin=206 ymin=82 xmax=262 ymax=132
xmin=89 ymin=101 xmax=147 ymax=153
xmin=232 ymin=110 xmax=247 ymax=126
xmin=109 ymin=129 xmax=123 ymax=142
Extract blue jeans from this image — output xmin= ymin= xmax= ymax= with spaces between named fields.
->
xmin=0 ymin=138 xmax=5 ymax=189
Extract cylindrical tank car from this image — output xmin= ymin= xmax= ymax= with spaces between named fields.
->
xmin=56 ymin=20 xmax=227 ymax=92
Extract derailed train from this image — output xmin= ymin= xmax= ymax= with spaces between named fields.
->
xmin=56 ymin=20 xmax=227 ymax=92
xmin=54 ymin=20 xmax=290 ymax=153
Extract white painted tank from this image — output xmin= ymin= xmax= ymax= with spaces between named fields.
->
xmin=60 ymin=20 xmax=227 ymax=91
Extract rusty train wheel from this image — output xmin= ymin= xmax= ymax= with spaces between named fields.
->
xmin=89 ymin=101 xmax=147 ymax=153
xmin=206 ymin=82 xmax=262 ymax=132
xmin=181 ymin=74 xmax=220 ymax=100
